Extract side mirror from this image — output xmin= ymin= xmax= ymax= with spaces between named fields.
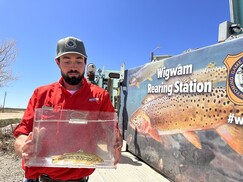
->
xmin=109 ymin=72 xmax=120 ymax=79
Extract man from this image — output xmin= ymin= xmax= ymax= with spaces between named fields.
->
xmin=86 ymin=63 xmax=97 ymax=84
xmin=13 ymin=36 xmax=123 ymax=182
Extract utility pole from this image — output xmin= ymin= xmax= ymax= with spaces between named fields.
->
xmin=2 ymin=92 xmax=7 ymax=113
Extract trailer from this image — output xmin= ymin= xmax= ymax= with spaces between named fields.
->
xmin=91 ymin=1 xmax=243 ymax=181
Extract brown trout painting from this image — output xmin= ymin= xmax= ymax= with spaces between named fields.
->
xmin=129 ymin=87 xmax=243 ymax=155
xmin=52 ymin=150 xmax=104 ymax=165
xmin=142 ymin=66 xmax=227 ymax=104
xmin=129 ymin=63 xmax=226 ymax=89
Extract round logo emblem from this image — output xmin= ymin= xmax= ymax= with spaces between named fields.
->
xmin=224 ymin=52 xmax=243 ymax=105
xmin=235 ymin=65 xmax=243 ymax=92
xmin=228 ymin=58 xmax=243 ymax=98
xmin=65 ymin=39 xmax=77 ymax=49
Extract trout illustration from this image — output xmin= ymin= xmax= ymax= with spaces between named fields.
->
xmin=129 ymin=61 xmax=164 ymax=88
xmin=52 ymin=150 xmax=104 ymax=165
xmin=142 ymin=66 xmax=227 ymax=104
xmin=130 ymin=87 xmax=243 ymax=154
xmin=129 ymin=63 xmax=226 ymax=89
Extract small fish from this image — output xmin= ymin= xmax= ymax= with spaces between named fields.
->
xmin=129 ymin=62 xmax=163 ymax=88
xmin=130 ymin=87 xmax=243 ymax=154
xmin=52 ymin=150 xmax=104 ymax=165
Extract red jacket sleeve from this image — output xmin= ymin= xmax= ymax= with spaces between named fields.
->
xmin=13 ymin=89 xmax=39 ymax=137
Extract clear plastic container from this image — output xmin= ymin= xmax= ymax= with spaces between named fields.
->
xmin=26 ymin=108 xmax=117 ymax=169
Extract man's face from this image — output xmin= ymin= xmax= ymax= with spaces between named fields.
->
xmin=57 ymin=53 xmax=86 ymax=85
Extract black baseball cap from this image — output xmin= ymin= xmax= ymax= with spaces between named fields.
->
xmin=55 ymin=36 xmax=87 ymax=59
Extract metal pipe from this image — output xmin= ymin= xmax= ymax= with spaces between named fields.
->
xmin=229 ymin=0 xmax=243 ymax=26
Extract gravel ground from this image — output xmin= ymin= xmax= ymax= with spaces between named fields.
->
xmin=0 ymin=111 xmax=25 ymax=182
xmin=0 ymin=151 xmax=24 ymax=182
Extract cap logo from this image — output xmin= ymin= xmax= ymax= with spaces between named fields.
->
xmin=65 ymin=39 xmax=77 ymax=49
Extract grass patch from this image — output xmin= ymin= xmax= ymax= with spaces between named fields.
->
xmin=0 ymin=118 xmax=21 ymax=128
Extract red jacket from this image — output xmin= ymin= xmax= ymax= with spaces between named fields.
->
xmin=14 ymin=78 xmax=115 ymax=180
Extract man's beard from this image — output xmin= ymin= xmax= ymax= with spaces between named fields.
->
xmin=61 ymin=70 xmax=84 ymax=85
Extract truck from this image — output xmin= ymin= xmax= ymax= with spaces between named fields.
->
xmin=89 ymin=1 xmax=243 ymax=181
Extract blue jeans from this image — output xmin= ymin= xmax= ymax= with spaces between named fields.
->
xmin=23 ymin=178 xmax=39 ymax=182
xmin=23 ymin=176 xmax=89 ymax=182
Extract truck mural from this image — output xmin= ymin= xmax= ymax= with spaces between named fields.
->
xmin=119 ymin=37 xmax=243 ymax=181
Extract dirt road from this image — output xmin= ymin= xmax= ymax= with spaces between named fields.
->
xmin=0 ymin=111 xmax=24 ymax=120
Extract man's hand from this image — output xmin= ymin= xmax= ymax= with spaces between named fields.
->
xmin=114 ymin=128 xmax=123 ymax=165
xmin=14 ymin=127 xmax=46 ymax=164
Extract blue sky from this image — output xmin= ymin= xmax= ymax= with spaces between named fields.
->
xmin=0 ymin=0 xmax=230 ymax=108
